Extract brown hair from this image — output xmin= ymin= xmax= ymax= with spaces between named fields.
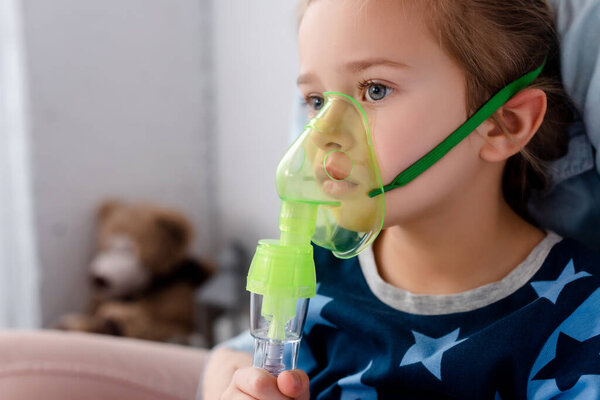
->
xmin=298 ymin=0 xmax=573 ymax=220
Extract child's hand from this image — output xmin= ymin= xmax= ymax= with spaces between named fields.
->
xmin=221 ymin=366 xmax=310 ymax=400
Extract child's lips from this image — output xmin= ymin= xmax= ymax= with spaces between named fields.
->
xmin=315 ymin=167 xmax=359 ymax=198
xmin=322 ymin=179 xmax=358 ymax=198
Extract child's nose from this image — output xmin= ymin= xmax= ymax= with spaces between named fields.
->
xmin=308 ymin=111 xmax=356 ymax=151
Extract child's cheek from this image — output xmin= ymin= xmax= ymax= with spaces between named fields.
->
xmin=371 ymin=111 xmax=434 ymax=185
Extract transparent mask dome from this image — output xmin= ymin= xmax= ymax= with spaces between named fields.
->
xmin=276 ymin=92 xmax=385 ymax=258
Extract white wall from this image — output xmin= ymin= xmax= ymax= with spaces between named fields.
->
xmin=213 ymin=0 xmax=299 ymax=252
xmin=22 ymin=0 xmax=212 ymax=326
xmin=21 ymin=0 xmax=300 ymax=327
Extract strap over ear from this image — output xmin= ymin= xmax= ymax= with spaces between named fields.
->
xmin=369 ymin=59 xmax=547 ymax=197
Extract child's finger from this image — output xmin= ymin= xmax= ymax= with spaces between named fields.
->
xmin=277 ymin=370 xmax=310 ymax=400
xmin=232 ymin=367 xmax=292 ymax=400
xmin=221 ymin=384 xmax=258 ymax=400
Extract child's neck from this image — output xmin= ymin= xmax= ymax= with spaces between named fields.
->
xmin=373 ymin=198 xmax=546 ymax=295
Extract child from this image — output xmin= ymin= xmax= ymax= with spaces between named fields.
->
xmin=203 ymin=0 xmax=600 ymax=399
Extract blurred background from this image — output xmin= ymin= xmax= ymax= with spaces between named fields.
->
xmin=0 ymin=0 xmax=300 ymax=346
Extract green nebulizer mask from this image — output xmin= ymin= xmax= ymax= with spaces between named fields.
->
xmin=246 ymin=93 xmax=385 ymax=376
xmin=246 ymin=60 xmax=546 ymax=377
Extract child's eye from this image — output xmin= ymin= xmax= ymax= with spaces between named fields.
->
xmin=360 ymin=82 xmax=392 ymax=102
xmin=305 ymin=95 xmax=324 ymax=112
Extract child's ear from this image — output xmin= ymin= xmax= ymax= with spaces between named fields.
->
xmin=477 ymin=88 xmax=547 ymax=162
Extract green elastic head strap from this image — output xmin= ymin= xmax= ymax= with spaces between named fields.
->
xmin=368 ymin=59 xmax=547 ymax=198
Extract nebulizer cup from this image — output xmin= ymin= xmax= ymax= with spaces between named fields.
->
xmin=248 ymin=202 xmax=316 ymax=376
xmin=246 ymin=93 xmax=385 ymax=376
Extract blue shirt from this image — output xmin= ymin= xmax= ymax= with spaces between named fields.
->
xmin=298 ymin=235 xmax=600 ymax=399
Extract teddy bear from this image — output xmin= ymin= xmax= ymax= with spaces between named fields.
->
xmin=57 ymin=200 xmax=213 ymax=342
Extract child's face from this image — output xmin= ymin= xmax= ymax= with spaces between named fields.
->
xmin=298 ymin=0 xmax=488 ymax=226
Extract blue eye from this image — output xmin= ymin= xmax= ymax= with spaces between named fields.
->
xmin=365 ymin=83 xmax=390 ymax=101
xmin=310 ymin=96 xmax=324 ymax=111
xmin=306 ymin=95 xmax=324 ymax=112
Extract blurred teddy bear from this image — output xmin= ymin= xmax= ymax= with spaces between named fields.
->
xmin=57 ymin=200 xmax=213 ymax=342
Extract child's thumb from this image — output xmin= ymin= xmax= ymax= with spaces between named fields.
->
xmin=277 ymin=369 xmax=310 ymax=400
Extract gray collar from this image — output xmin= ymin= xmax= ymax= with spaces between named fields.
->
xmin=358 ymin=232 xmax=562 ymax=315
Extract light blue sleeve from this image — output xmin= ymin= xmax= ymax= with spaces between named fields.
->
xmin=549 ymin=0 xmax=600 ymax=172
xmin=215 ymin=329 xmax=254 ymax=353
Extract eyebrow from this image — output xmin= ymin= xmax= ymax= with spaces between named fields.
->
xmin=296 ymin=58 xmax=409 ymax=86
xmin=297 ymin=72 xmax=318 ymax=86
xmin=344 ymin=58 xmax=410 ymax=73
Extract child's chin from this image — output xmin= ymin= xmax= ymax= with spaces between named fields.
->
xmin=332 ymin=206 xmax=378 ymax=233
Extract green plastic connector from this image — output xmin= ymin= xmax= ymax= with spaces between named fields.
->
xmin=246 ymin=200 xmax=318 ymax=340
